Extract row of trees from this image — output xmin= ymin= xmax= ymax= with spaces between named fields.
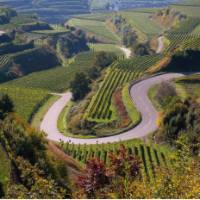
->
xmin=70 ymin=51 xmax=117 ymax=100
xmin=74 ymin=144 xmax=200 ymax=199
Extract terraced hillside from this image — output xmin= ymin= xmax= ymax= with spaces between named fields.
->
xmin=0 ymin=0 xmax=90 ymax=23
xmin=62 ymin=140 xmax=173 ymax=181
xmin=91 ymin=0 xmax=179 ymax=11
xmin=85 ymin=55 xmax=162 ymax=123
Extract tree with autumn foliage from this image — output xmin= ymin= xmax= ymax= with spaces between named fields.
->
xmin=75 ymin=145 xmax=141 ymax=198
xmin=75 ymin=144 xmax=200 ymax=199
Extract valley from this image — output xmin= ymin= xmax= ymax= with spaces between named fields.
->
xmin=0 ymin=0 xmax=200 ymax=199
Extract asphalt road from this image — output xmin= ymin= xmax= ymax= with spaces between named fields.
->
xmin=40 ymin=73 xmax=184 ymax=144
xmin=156 ymin=36 xmax=164 ymax=54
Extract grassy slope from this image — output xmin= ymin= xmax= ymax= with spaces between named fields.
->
xmin=170 ymin=4 xmax=200 ymax=18
xmin=3 ymin=52 xmax=95 ymax=92
xmin=120 ymin=11 xmax=163 ymax=41
xmin=89 ymin=43 xmax=124 ymax=57
xmin=67 ymin=18 xmax=121 ymax=44
xmin=0 ymin=145 xmax=10 ymax=188
xmin=175 ymin=75 xmax=200 ymax=102
xmin=148 ymin=75 xmax=200 ymax=111
xmin=0 ymin=52 xmax=95 ymax=122
xmin=0 ymin=86 xmax=48 ymax=121
xmin=122 ymin=83 xmax=141 ymax=125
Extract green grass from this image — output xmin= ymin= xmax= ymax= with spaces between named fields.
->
xmin=89 ymin=43 xmax=124 ymax=57
xmin=76 ymin=12 xmax=114 ymax=21
xmin=4 ymin=52 xmax=96 ymax=92
xmin=0 ymin=15 xmax=37 ymax=30
xmin=120 ymin=11 xmax=164 ymax=41
xmin=57 ymin=101 xmax=96 ymax=139
xmin=192 ymin=24 xmax=200 ymax=34
xmin=170 ymin=4 xmax=200 ymax=18
xmin=148 ymin=84 xmax=162 ymax=111
xmin=0 ymin=85 xmax=49 ymax=121
xmin=122 ymin=83 xmax=141 ymax=125
xmin=32 ymin=25 xmax=68 ymax=35
xmin=175 ymin=75 xmax=200 ymax=102
xmin=0 ymin=145 xmax=11 ymax=188
xmin=67 ymin=18 xmax=121 ymax=44
xmin=31 ymin=95 xmax=59 ymax=129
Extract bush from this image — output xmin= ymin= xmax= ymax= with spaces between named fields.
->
xmin=155 ymin=81 xmax=177 ymax=108
xmin=70 ymin=73 xmax=90 ymax=100
xmin=93 ymin=51 xmax=117 ymax=69
xmin=0 ymin=182 xmax=4 ymax=198
xmin=0 ymin=93 xmax=13 ymax=120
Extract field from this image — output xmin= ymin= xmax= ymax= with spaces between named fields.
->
xmin=4 ymin=52 xmax=96 ymax=92
xmin=91 ymin=0 xmax=178 ymax=10
xmin=120 ymin=11 xmax=164 ymax=41
xmin=61 ymin=139 xmax=174 ymax=180
xmin=164 ymin=17 xmax=200 ymax=53
xmin=0 ymin=14 xmax=38 ymax=30
xmin=0 ymin=0 xmax=90 ymax=23
xmin=170 ymin=4 xmax=200 ymax=18
xmin=0 ymin=85 xmax=49 ymax=121
xmin=67 ymin=18 xmax=121 ymax=44
xmin=175 ymin=74 xmax=200 ymax=102
xmin=85 ymin=55 xmax=162 ymax=123
xmin=76 ymin=13 xmax=113 ymax=21
xmin=89 ymin=43 xmax=124 ymax=57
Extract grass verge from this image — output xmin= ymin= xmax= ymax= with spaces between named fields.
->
xmin=122 ymin=83 xmax=141 ymax=125
xmin=31 ymin=95 xmax=60 ymax=129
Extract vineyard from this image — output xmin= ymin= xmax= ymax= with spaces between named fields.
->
xmin=0 ymin=85 xmax=49 ymax=121
xmin=4 ymin=52 xmax=96 ymax=92
xmin=61 ymin=140 xmax=173 ymax=180
xmin=0 ymin=54 xmax=12 ymax=70
xmin=164 ymin=17 xmax=200 ymax=53
xmin=85 ymin=55 xmax=162 ymax=122
xmin=175 ymin=74 xmax=200 ymax=101
xmin=165 ymin=34 xmax=200 ymax=53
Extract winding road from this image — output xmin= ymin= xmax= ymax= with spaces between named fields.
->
xmin=156 ymin=36 xmax=164 ymax=54
xmin=119 ymin=46 xmax=132 ymax=58
xmin=40 ymin=73 xmax=184 ymax=144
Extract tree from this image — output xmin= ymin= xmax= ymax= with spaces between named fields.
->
xmin=70 ymin=73 xmax=90 ymax=100
xmin=88 ymin=67 xmax=100 ymax=80
xmin=0 ymin=182 xmax=4 ymax=198
xmin=0 ymin=93 xmax=13 ymax=120
xmin=93 ymin=51 xmax=117 ymax=69
xmin=76 ymin=158 xmax=109 ymax=197
xmin=76 ymin=145 xmax=141 ymax=198
xmin=134 ymin=43 xmax=153 ymax=56
xmin=155 ymin=81 xmax=177 ymax=108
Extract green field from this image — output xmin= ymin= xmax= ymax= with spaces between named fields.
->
xmin=89 ymin=43 xmax=124 ymax=57
xmin=120 ymin=11 xmax=164 ymax=40
xmin=76 ymin=12 xmax=113 ymax=21
xmin=4 ymin=52 xmax=95 ymax=92
xmin=67 ymin=18 xmax=121 ymax=44
xmin=170 ymin=4 xmax=200 ymax=18
xmin=175 ymin=74 xmax=200 ymax=102
xmin=0 ymin=86 xmax=49 ymax=121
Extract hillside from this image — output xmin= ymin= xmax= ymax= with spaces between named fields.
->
xmin=0 ymin=0 xmax=200 ymax=199
xmin=0 ymin=0 xmax=90 ymax=23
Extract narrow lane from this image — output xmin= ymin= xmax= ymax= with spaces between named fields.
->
xmin=40 ymin=73 xmax=184 ymax=144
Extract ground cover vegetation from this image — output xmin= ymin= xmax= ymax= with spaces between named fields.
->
xmin=0 ymin=1 xmax=200 ymax=198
